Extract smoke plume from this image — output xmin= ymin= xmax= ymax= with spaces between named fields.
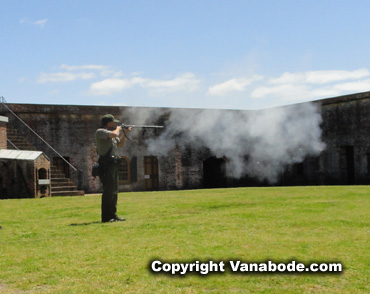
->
xmin=125 ymin=103 xmax=325 ymax=183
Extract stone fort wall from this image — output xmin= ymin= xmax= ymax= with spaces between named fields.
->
xmin=1 ymin=90 xmax=370 ymax=193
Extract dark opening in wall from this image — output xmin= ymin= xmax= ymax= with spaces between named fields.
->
xmin=292 ymin=162 xmax=304 ymax=178
xmin=0 ymin=176 xmax=5 ymax=199
xmin=38 ymin=168 xmax=47 ymax=179
xmin=339 ymin=146 xmax=355 ymax=184
xmin=366 ymin=148 xmax=370 ymax=177
xmin=130 ymin=157 xmax=137 ymax=182
xmin=203 ymin=157 xmax=227 ymax=188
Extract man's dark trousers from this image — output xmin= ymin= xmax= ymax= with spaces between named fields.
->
xmin=99 ymin=159 xmax=118 ymax=222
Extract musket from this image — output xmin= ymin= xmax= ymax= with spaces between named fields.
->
xmin=119 ymin=123 xmax=163 ymax=143
xmin=121 ymin=123 xmax=164 ymax=129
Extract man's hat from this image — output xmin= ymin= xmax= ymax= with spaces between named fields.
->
xmin=101 ymin=114 xmax=120 ymax=126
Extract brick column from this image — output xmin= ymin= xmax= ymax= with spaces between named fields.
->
xmin=0 ymin=116 xmax=8 ymax=149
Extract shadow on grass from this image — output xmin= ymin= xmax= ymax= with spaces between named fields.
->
xmin=69 ymin=221 xmax=102 ymax=226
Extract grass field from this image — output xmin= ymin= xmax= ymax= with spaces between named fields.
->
xmin=0 ymin=186 xmax=369 ymax=293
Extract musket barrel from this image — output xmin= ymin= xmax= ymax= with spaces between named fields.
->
xmin=121 ymin=124 xmax=164 ymax=129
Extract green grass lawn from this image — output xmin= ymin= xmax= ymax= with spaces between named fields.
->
xmin=0 ymin=186 xmax=369 ymax=293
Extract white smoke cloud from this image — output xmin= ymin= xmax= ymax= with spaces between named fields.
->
xmin=140 ymin=102 xmax=325 ymax=183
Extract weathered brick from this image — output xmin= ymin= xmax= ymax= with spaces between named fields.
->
xmin=1 ymin=91 xmax=370 ymax=194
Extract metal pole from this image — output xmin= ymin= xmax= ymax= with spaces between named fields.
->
xmin=0 ymin=98 xmax=77 ymax=171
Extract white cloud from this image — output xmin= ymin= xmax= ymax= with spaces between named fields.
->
xmin=251 ymin=84 xmax=310 ymax=101
xmin=207 ymin=75 xmax=263 ymax=96
xmin=19 ymin=18 xmax=48 ymax=28
xmin=38 ymin=72 xmax=96 ymax=83
xmin=36 ymin=64 xmax=370 ymax=108
xmin=60 ymin=64 xmax=119 ymax=77
xmin=48 ymin=89 xmax=60 ymax=95
xmin=89 ymin=78 xmax=133 ymax=95
xmin=60 ymin=64 xmax=110 ymax=71
xmin=270 ymin=69 xmax=370 ymax=85
xmin=139 ymin=73 xmax=200 ymax=93
xmin=331 ymin=78 xmax=370 ymax=93
xmin=33 ymin=19 xmax=48 ymax=28
xmin=111 ymin=71 xmax=124 ymax=78
xmin=305 ymin=69 xmax=370 ymax=84
xmin=305 ymin=80 xmax=370 ymax=100
xmin=37 ymin=64 xmax=121 ymax=84
xmin=269 ymin=72 xmax=306 ymax=85
xmin=131 ymin=72 xmax=144 ymax=76
xmin=251 ymin=69 xmax=370 ymax=103
xmin=89 ymin=73 xmax=201 ymax=96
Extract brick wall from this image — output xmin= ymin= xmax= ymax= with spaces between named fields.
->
xmin=2 ymin=91 xmax=370 ymax=191
xmin=34 ymin=154 xmax=51 ymax=198
xmin=0 ymin=104 xmax=173 ymax=193
xmin=0 ymin=116 xmax=8 ymax=149
xmin=0 ymin=154 xmax=51 ymax=199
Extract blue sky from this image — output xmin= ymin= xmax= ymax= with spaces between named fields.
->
xmin=1 ymin=0 xmax=370 ymax=110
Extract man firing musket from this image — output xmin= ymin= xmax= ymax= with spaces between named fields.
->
xmin=95 ymin=114 xmax=163 ymax=223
